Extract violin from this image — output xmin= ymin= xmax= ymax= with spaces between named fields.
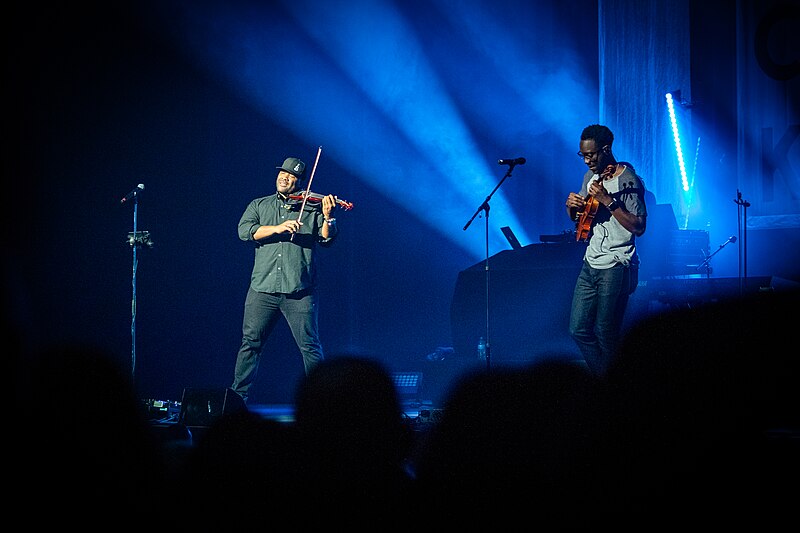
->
xmin=286 ymin=146 xmax=351 ymax=242
xmin=287 ymin=191 xmax=354 ymax=210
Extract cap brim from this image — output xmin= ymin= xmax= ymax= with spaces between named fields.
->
xmin=276 ymin=167 xmax=302 ymax=177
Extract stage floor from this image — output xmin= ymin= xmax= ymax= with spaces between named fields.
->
xmin=145 ymin=400 xmax=441 ymax=427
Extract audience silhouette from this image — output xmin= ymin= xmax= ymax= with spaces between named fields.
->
xmin=292 ymin=355 xmax=417 ymax=524
xmin=598 ymin=288 xmax=798 ymax=526
xmin=12 ymin=287 xmax=797 ymax=527
xmin=411 ymin=357 xmax=605 ymax=526
xmin=18 ymin=343 xmax=168 ymax=527
xmin=169 ymin=409 xmax=299 ymax=528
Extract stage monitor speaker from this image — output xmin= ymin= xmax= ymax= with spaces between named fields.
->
xmin=178 ymin=387 xmax=247 ymax=427
xmin=391 ymin=372 xmax=423 ymax=403
xmin=667 ymin=229 xmax=710 ymax=273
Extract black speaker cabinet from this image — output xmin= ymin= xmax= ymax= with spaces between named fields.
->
xmin=450 ymin=242 xmax=587 ymax=362
xmin=667 ymin=229 xmax=710 ymax=273
xmin=178 ymin=387 xmax=247 ymax=427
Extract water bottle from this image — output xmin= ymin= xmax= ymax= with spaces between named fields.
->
xmin=477 ymin=336 xmax=487 ymax=362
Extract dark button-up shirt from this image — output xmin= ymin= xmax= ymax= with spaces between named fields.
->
xmin=238 ymin=193 xmax=336 ymax=294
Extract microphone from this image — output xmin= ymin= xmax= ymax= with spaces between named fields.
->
xmin=120 ymin=184 xmax=145 ymax=204
xmin=728 ymin=235 xmax=737 ymax=243
xmin=498 ymin=157 xmax=526 ymax=166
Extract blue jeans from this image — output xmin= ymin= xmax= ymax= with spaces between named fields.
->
xmin=231 ymin=287 xmax=324 ymax=403
xmin=568 ymin=261 xmax=635 ymax=377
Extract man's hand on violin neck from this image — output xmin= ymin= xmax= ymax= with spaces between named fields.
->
xmin=322 ymin=195 xmax=336 ymax=215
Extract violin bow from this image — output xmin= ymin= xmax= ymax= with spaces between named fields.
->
xmin=291 ymin=146 xmax=322 ymax=241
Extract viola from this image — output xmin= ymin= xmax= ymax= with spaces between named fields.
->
xmin=288 ymin=191 xmax=354 ymax=211
xmin=575 ymin=196 xmax=599 ymax=242
xmin=575 ymin=164 xmax=615 ymax=242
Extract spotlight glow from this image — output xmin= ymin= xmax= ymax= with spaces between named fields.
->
xmin=145 ymin=1 xmax=599 ymax=259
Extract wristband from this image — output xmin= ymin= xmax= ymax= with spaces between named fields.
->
xmin=606 ymin=200 xmax=620 ymax=212
xmin=325 ymin=217 xmax=337 ymax=225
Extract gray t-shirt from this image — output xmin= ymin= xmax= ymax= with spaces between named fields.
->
xmin=578 ymin=165 xmax=647 ymax=269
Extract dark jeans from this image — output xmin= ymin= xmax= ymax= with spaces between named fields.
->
xmin=568 ymin=261 xmax=636 ymax=377
xmin=231 ymin=287 xmax=324 ymax=403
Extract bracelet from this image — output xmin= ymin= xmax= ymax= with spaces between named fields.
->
xmin=606 ymin=200 xmax=621 ymax=212
xmin=325 ymin=217 xmax=336 ymax=225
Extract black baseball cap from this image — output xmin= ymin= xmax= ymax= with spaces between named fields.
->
xmin=276 ymin=157 xmax=306 ymax=178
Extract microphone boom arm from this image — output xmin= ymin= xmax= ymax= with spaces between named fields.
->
xmin=696 ymin=236 xmax=736 ymax=272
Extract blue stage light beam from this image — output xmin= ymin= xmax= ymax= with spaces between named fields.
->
xmin=431 ymin=0 xmax=593 ymax=149
xmin=682 ymin=136 xmax=702 ymax=229
xmin=144 ymin=1 xmax=600 ymax=256
xmin=280 ymin=0 xmax=532 ymax=256
xmin=153 ymin=0 xmax=532 ymax=258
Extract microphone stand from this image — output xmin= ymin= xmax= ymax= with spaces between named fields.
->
xmin=463 ymin=162 xmax=518 ymax=371
xmin=123 ymin=191 xmax=153 ymax=383
xmin=734 ymin=189 xmax=750 ymax=297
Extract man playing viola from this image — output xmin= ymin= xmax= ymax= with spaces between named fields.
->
xmin=230 ymin=156 xmax=339 ymax=404
xmin=565 ymin=125 xmax=647 ymax=378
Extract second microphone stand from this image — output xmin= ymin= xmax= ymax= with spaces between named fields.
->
xmin=463 ymin=162 xmax=519 ymax=371
xmin=734 ymin=189 xmax=750 ymax=296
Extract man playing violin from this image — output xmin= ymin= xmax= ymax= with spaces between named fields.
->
xmin=564 ymin=124 xmax=647 ymax=378
xmin=231 ymin=156 xmax=339 ymax=403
